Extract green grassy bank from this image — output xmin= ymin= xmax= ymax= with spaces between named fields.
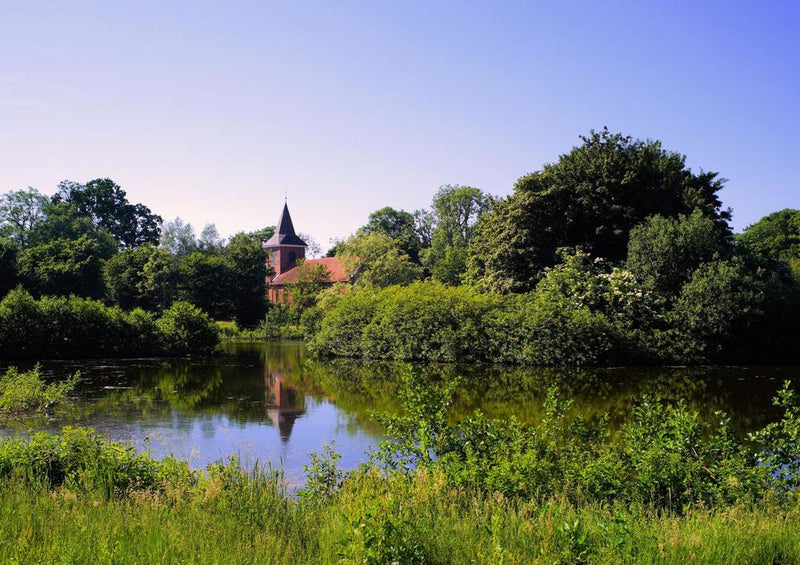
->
xmin=0 ymin=373 xmax=798 ymax=564
xmin=1 ymin=472 xmax=799 ymax=565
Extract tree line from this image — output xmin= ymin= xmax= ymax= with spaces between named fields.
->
xmin=0 ymin=178 xmax=272 ymax=329
xmin=295 ymin=129 xmax=800 ymax=365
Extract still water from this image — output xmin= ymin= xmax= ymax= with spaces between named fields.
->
xmin=1 ymin=340 xmax=798 ymax=486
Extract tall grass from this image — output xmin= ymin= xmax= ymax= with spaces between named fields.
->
xmin=0 ymin=365 xmax=78 ymax=414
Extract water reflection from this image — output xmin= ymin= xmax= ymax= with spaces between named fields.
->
xmin=0 ymin=341 xmax=798 ymax=484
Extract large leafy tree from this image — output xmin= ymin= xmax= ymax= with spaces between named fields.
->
xmin=737 ymin=209 xmax=800 ymax=277
xmin=57 ymin=178 xmax=162 ymax=248
xmin=224 ymin=233 xmax=268 ymax=328
xmin=104 ymin=244 xmax=177 ymax=310
xmin=17 ymin=234 xmax=114 ymax=298
xmin=0 ymin=188 xmax=49 ymax=245
xmin=361 ymin=206 xmax=422 ymax=263
xmin=467 ymin=129 xmax=732 ymax=292
xmin=627 ymin=210 xmax=728 ymax=296
xmin=423 ymin=185 xmax=489 ymax=284
xmin=338 ymin=232 xmax=421 ymax=287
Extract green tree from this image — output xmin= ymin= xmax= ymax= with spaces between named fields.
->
xmin=338 ymin=232 xmax=421 ymax=287
xmin=0 ymin=239 xmax=18 ymax=297
xmin=104 ymin=245 xmax=177 ymax=310
xmin=176 ymin=252 xmax=232 ymax=319
xmin=224 ymin=233 xmax=267 ymax=328
xmin=160 ymin=217 xmax=198 ymax=257
xmin=198 ymin=223 xmax=224 ymax=253
xmin=361 ymin=207 xmax=422 ymax=263
xmin=467 ymin=129 xmax=731 ymax=292
xmin=0 ymin=188 xmax=49 ymax=245
xmin=737 ymin=209 xmax=800 ymax=278
xmin=17 ymin=235 xmax=114 ymax=299
xmin=286 ymin=260 xmax=332 ymax=310
xmin=56 ymin=178 xmax=162 ymax=248
xmin=423 ymin=185 xmax=489 ymax=284
xmin=627 ymin=210 xmax=727 ymax=296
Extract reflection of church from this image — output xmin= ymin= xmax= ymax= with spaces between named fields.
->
xmin=264 ymin=371 xmax=305 ymax=442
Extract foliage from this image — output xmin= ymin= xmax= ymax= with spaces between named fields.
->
xmin=422 ymin=184 xmax=489 ymax=284
xmin=223 ymin=233 xmax=268 ymax=328
xmin=55 ymin=178 xmax=162 ymax=248
xmin=0 ymin=187 xmax=49 ymax=245
xmin=361 ymin=206 xmax=422 ymax=263
xmin=17 ymin=234 xmax=115 ymax=299
xmin=156 ymin=301 xmax=220 ymax=356
xmin=338 ymin=232 xmax=421 ymax=287
xmin=285 ymin=260 xmax=332 ymax=310
xmin=104 ymin=244 xmax=177 ymax=310
xmin=737 ymin=208 xmax=800 ymax=262
xmin=467 ymin=128 xmax=731 ymax=292
xmin=159 ymin=217 xmax=198 ymax=257
xmin=628 ymin=210 xmax=728 ymax=296
xmin=0 ymin=366 xmax=79 ymax=414
xmin=374 ymin=371 xmax=800 ymax=510
xmin=0 ymin=288 xmax=219 ymax=359
xmin=0 ymin=238 xmax=18 ymax=297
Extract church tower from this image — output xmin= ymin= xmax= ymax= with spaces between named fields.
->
xmin=263 ymin=203 xmax=307 ymax=278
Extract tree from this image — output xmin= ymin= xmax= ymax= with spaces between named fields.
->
xmin=17 ymin=235 xmax=113 ymax=298
xmin=737 ymin=209 xmax=800 ymax=277
xmin=423 ymin=185 xmax=489 ymax=284
xmin=104 ymin=244 xmax=177 ymax=310
xmin=0 ymin=239 xmax=18 ymax=297
xmin=467 ymin=129 xmax=732 ymax=292
xmin=224 ymin=233 xmax=267 ymax=328
xmin=57 ymin=178 xmax=162 ymax=248
xmin=361 ymin=207 xmax=422 ymax=263
xmin=0 ymin=188 xmax=49 ymax=245
xmin=176 ymin=252 xmax=232 ymax=319
xmin=160 ymin=217 xmax=198 ymax=257
xmin=198 ymin=223 xmax=224 ymax=253
xmin=286 ymin=260 xmax=332 ymax=310
xmin=412 ymin=209 xmax=435 ymax=249
xmin=338 ymin=232 xmax=422 ymax=287
xmin=298 ymin=232 xmax=322 ymax=258
xmin=627 ymin=210 xmax=728 ymax=296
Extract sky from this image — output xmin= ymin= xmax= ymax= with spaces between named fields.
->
xmin=2 ymin=0 xmax=798 ymax=249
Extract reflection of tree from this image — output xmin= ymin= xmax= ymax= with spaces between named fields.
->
xmin=154 ymin=365 xmax=223 ymax=410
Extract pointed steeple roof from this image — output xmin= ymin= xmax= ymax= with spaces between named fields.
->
xmin=263 ymin=203 xmax=307 ymax=247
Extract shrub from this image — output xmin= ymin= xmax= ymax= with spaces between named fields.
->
xmin=156 ymin=301 xmax=220 ymax=356
xmin=0 ymin=365 xmax=79 ymax=414
xmin=0 ymin=288 xmax=219 ymax=359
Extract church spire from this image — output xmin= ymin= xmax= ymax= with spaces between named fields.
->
xmin=264 ymin=202 xmax=307 ymax=248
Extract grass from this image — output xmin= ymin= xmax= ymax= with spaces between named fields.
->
xmin=0 ymin=468 xmax=798 ymax=564
xmin=0 ymin=365 xmax=78 ymax=414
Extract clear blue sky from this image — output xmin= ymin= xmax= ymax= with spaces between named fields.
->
xmin=2 ymin=1 xmax=798 ymax=249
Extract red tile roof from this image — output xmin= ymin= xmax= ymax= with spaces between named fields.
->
xmin=271 ymin=257 xmax=356 ymax=285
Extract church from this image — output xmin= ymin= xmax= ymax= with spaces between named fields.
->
xmin=263 ymin=203 xmax=356 ymax=303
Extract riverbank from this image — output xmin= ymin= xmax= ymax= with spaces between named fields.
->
xmin=2 ymin=474 xmax=798 ymax=564
xmin=1 ymin=373 xmax=799 ymax=564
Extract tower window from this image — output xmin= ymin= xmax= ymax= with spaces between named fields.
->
xmin=289 ymin=251 xmax=297 ymax=262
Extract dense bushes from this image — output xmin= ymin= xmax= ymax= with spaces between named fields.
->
xmin=0 ymin=288 xmax=219 ymax=359
xmin=309 ymin=235 xmax=800 ymax=365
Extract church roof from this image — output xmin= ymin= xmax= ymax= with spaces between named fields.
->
xmin=263 ymin=203 xmax=307 ymax=247
xmin=270 ymin=257 xmax=357 ymax=285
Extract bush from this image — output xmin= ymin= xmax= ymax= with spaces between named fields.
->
xmin=156 ymin=301 xmax=220 ymax=356
xmin=0 ymin=365 xmax=79 ymax=414
xmin=0 ymin=288 xmax=219 ymax=359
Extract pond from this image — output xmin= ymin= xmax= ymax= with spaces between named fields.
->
xmin=1 ymin=340 xmax=798 ymax=486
